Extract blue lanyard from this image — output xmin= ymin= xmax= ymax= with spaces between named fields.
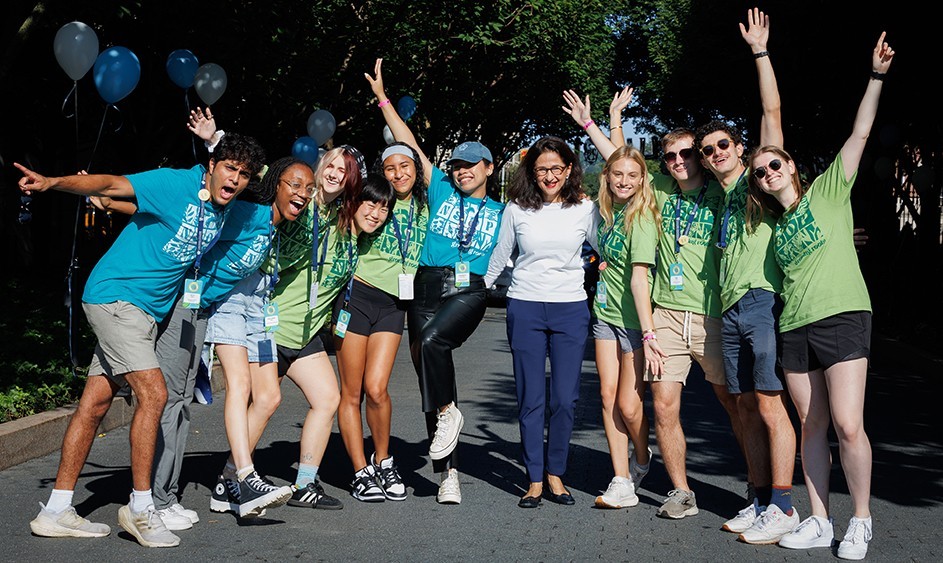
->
xmin=600 ymin=205 xmax=627 ymax=253
xmin=673 ymin=182 xmax=708 ymax=254
xmin=341 ymin=237 xmax=357 ymax=307
xmin=311 ymin=205 xmax=331 ymax=271
xmin=192 ymin=177 xmax=222 ymax=277
xmin=267 ymin=208 xmax=280 ymax=298
xmin=457 ymin=194 xmax=488 ymax=259
xmin=716 ymin=169 xmax=747 ymax=250
xmin=389 ymin=198 xmax=415 ymax=266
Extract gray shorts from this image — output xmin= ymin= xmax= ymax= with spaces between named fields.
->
xmin=84 ymin=300 xmax=160 ymax=382
xmin=592 ymin=317 xmax=643 ymax=353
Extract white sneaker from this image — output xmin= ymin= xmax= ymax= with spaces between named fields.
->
xmin=739 ymin=504 xmax=799 ymax=544
xmin=170 ymin=503 xmax=199 ymax=523
xmin=372 ymin=453 xmax=408 ymax=501
xmin=436 ymin=469 xmax=462 ymax=504
xmin=155 ymin=506 xmax=193 ymax=531
xmin=629 ymin=446 xmax=652 ymax=490
xmin=779 ymin=515 xmax=835 ymax=549
xmin=594 ymin=476 xmax=639 ymax=509
xmin=429 ymin=403 xmax=464 ymax=460
xmin=29 ymin=503 xmax=111 ymax=538
xmin=118 ymin=503 xmax=180 ymax=548
xmin=837 ymin=516 xmax=872 ymax=560
xmin=723 ymin=503 xmax=760 ymax=533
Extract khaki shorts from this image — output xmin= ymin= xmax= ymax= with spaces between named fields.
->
xmin=84 ymin=301 xmax=160 ymax=382
xmin=647 ymin=306 xmax=725 ymax=386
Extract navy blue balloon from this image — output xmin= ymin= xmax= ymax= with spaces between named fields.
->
xmin=396 ymin=95 xmax=417 ymax=121
xmin=166 ymin=49 xmax=199 ymax=89
xmin=93 ymin=46 xmax=141 ymax=104
xmin=292 ymin=136 xmax=319 ymax=165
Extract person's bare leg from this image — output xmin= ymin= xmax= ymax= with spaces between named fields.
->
xmin=335 ymin=332 xmax=369 ymax=471
xmin=652 ymin=381 xmax=689 ymax=491
xmin=216 ymin=344 xmax=253 ymax=469
xmin=735 ymin=391 xmax=771 ymax=490
xmin=825 ymin=358 xmax=871 ymax=518
xmin=53 ymin=375 xmax=121 ymax=490
xmin=619 ymin=352 xmax=650 ymax=465
xmin=785 ymin=368 xmax=831 ymax=518
xmin=363 ymin=332 xmax=401 ymax=462
xmin=244 ymin=362 xmax=282 ymax=454
xmin=286 ymin=352 xmax=341 ymax=468
xmin=756 ymin=390 xmax=797 ymax=494
xmin=595 ymin=339 xmax=630 ymax=477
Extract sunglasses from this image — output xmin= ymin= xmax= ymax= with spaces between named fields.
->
xmin=752 ymin=159 xmax=783 ymax=179
xmin=663 ymin=148 xmax=695 ymax=162
xmin=700 ymin=138 xmax=732 ymax=157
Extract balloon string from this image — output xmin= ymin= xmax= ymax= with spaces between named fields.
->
xmin=86 ymin=105 xmax=109 ymax=173
xmin=61 ymin=82 xmax=77 ymax=119
xmin=186 ymin=90 xmax=197 ymax=163
xmin=66 ymin=79 xmax=82 ymax=375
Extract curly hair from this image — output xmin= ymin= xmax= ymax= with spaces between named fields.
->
xmin=213 ymin=132 xmax=266 ymax=177
xmin=240 ymin=156 xmax=314 ymax=205
xmin=597 ymin=146 xmax=661 ymax=238
xmin=693 ymin=120 xmax=744 ymax=155
xmin=507 ymin=136 xmax=584 ymax=211
xmin=373 ymin=141 xmax=428 ymax=215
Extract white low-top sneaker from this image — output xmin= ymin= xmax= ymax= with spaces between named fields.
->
xmin=739 ymin=504 xmax=799 ymax=544
xmin=779 ymin=515 xmax=835 ymax=549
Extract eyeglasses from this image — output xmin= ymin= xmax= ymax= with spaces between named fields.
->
xmin=281 ymin=178 xmax=315 ymax=197
xmin=18 ymin=195 xmax=32 ymax=224
xmin=700 ymin=138 xmax=732 ymax=157
xmin=752 ymin=159 xmax=783 ymax=179
xmin=534 ymin=165 xmax=567 ymax=178
xmin=663 ymin=148 xmax=695 ymax=162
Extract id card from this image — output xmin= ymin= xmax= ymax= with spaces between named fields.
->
xmin=669 ymin=262 xmax=684 ymax=291
xmin=455 ymin=261 xmax=470 ymax=288
xmin=182 ymin=278 xmax=203 ymax=309
xmin=309 ymin=282 xmax=319 ymax=310
xmin=596 ymin=280 xmax=608 ymax=308
xmin=334 ymin=309 xmax=351 ymax=338
xmin=398 ymin=273 xmax=414 ymax=300
xmin=263 ymin=302 xmax=280 ymax=332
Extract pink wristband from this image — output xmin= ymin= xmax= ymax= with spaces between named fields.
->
xmin=642 ymin=332 xmax=657 ymax=342
xmin=378 ymin=99 xmax=391 ymax=108
xmin=583 ymin=119 xmax=595 ymax=130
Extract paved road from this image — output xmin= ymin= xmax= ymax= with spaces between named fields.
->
xmin=1 ymin=307 xmax=939 ymax=561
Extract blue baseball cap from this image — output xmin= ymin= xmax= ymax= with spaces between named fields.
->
xmin=447 ymin=141 xmax=493 ymax=165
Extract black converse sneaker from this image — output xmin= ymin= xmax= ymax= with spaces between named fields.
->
xmin=350 ymin=465 xmax=385 ymax=502
xmin=237 ymin=471 xmax=293 ymax=517
xmin=210 ymin=475 xmax=240 ymax=515
xmin=288 ymin=481 xmax=344 ymax=510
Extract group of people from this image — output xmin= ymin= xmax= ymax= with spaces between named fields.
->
xmin=16 ymin=8 xmax=892 ymax=560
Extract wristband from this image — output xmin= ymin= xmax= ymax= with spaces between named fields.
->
xmin=753 ymin=51 xmax=769 ymax=59
xmin=378 ymin=99 xmax=391 ymax=108
xmin=642 ymin=332 xmax=657 ymax=342
xmin=583 ymin=119 xmax=595 ymax=130
xmin=611 ymin=125 xmax=623 ymax=129
xmin=870 ymin=70 xmax=886 ymax=81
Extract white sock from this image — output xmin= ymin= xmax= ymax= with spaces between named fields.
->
xmin=130 ymin=489 xmax=154 ymax=512
xmin=236 ymin=464 xmax=255 ymax=482
xmin=46 ymin=489 xmax=74 ymax=513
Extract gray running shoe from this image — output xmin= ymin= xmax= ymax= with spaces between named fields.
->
xmin=118 ymin=503 xmax=180 ymax=548
xmin=29 ymin=503 xmax=111 ymax=538
xmin=656 ymin=489 xmax=699 ymax=519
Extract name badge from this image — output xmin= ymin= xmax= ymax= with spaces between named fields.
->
xmin=309 ymin=282 xmax=319 ymax=310
xmin=596 ymin=280 xmax=608 ymax=308
xmin=334 ymin=309 xmax=351 ymax=338
xmin=398 ymin=273 xmax=414 ymax=300
xmin=263 ymin=302 xmax=279 ymax=332
xmin=455 ymin=261 xmax=470 ymax=288
xmin=669 ymin=262 xmax=684 ymax=291
xmin=182 ymin=278 xmax=203 ymax=309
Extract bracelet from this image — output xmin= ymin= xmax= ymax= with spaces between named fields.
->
xmin=611 ymin=125 xmax=623 ymax=129
xmin=583 ymin=119 xmax=595 ymax=130
xmin=378 ymin=99 xmax=391 ymax=108
xmin=753 ymin=51 xmax=769 ymax=59
xmin=642 ymin=332 xmax=657 ymax=342
xmin=870 ymin=70 xmax=886 ymax=81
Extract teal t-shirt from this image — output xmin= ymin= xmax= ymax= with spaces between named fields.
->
xmin=593 ymin=203 xmax=658 ymax=329
xmin=200 ymin=201 xmax=273 ymax=308
xmin=775 ymin=153 xmax=871 ymax=332
xmin=356 ymin=195 xmax=428 ymax=296
xmin=420 ymin=167 xmax=505 ymax=275
xmin=82 ymin=165 xmax=228 ymax=323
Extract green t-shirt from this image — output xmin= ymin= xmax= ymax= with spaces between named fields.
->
xmin=650 ymin=173 xmax=724 ymax=318
xmin=593 ymin=203 xmax=658 ymax=329
xmin=355 ymin=196 xmax=429 ymax=296
xmin=775 ymin=153 xmax=870 ymax=332
xmin=718 ymin=173 xmax=783 ymax=311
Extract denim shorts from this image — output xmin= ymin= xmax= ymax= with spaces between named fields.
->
xmin=722 ymin=288 xmax=783 ymax=393
xmin=592 ymin=317 xmax=643 ymax=354
xmin=205 ymin=270 xmax=276 ymax=363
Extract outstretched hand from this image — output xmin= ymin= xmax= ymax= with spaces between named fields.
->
xmin=562 ymin=89 xmax=592 ymax=127
xmin=608 ymin=85 xmax=634 ymax=118
xmin=644 ymin=339 xmax=669 ymax=378
xmin=739 ymin=7 xmax=770 ymax=52
xmin=14 ymin=162 xmax=51 ymax=195
xmin=188 ymin=107 xmax=217 ymax=141
xmin=873 ymin=32 xmax=895 ymax=73
xmin=364 ymin=58 xmax=387 ymax=100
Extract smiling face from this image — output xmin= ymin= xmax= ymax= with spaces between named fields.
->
xmin=207 ymin=159 xmax=253 ymax=206
xmin=533 ymin=150 xmax=571 ymax=203
xmin=273 ymin=163 xmax=314 ymax=224
xmin=663 ymin=136 xmax=699 ymax=183
xmin=383 ymin=154 xmax=416 ymax=198
xmin=751 ymin=150 xmax=797 ymax=202
xmin=352 ymin=199 xmax=390 ymax=235
xmin=606 ymin=156 xmax=643 ymax=204
xmin=699 ymin=130 xmax=744 ymax=179
xmin=450 ymin=160 xmax=493 ymax=198
xmin=318 ymin=154 xmax=347 ymax=200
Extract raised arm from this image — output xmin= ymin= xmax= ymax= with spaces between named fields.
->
xmin=741 ymin=7 xmax=782 ymax=148
xmin=365 ymin=58 xmax=434 ymax=184
xmin=15 ymin=163 xmax=133 ymax=198
xmin=840 ymin=32 xmax=895 ymax=181
xmin=562 ymin=89 xmax=618 ymax=160
xmin=608 ymin=85 xmax=634 ymax=149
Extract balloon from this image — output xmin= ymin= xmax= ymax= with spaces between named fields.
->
xmin=92 ymin=46 xmax=141 ymax=104
xmin=166 ymin=49 xmax=199 ymax=89
xmin=306 ymin=109 xmax=336 ymax=146
xmin=194 ymin=63 xmax=227 ymax=106
xmin=54 ymin=21 xmax=99 ymax=81
xmin=382 ymin=125 xmax=395 ymax=145
xmin=318 ymin=148 xmax=327 ymax=162
xmin=396 ymin=95 xmax=417 ymax=121
xmin=291 ymin=136 xmax=319 ymax=165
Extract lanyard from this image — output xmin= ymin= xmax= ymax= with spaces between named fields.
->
xmin=311 ymin=205 xmax=331 ymax=272
xmin=389 ymin=197 xmax=415 ymax=267
xmin=192 ymin=177 xmax=222 ymax=278
xmin=600 ymin=205 xmax=627 ymax=253
xmin=267 ymin=208 xmax=280 ymax=298
xmin=673 ymin=182 xmax=708 ymax=254
xmin=716 ymin=169 xmax=747 ymax=250
xmin=341 ymin=236 xmax=357 ymax=307
xmin=457 ymin=194 xmax=488 ymax=259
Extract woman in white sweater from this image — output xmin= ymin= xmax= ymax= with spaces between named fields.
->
xmin=485 ymin=135 xmax=597 ymax=508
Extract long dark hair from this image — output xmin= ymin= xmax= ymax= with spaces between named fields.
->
xmin=507 ymin=136 xmax=584 ymax=210
xmin=339 ymin=175 xmax=395 ymax=232
xmin=373 ymin=141 xmax=428 ymax=214
xmin=240 ymin=156 xmax=313 ymax=204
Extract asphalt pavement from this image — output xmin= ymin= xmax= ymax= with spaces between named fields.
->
xmin=0 ymin=307 xmax=939 ymax=562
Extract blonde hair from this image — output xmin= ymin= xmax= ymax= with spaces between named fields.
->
xmin=313 ymin=147 xmax=347 ymax=206
xmin=598 ymin=146 xmax=661 ymax=237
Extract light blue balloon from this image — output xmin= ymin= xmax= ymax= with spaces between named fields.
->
xmin=54 ymin=21 xmax=99 ymax=81
xmin=93 ymin=46 xmax=141 ymax=104
xmin=194 ymin=63 xmax=227 ymax=106
xmin=396 ymin=95 xmax=417 ymax=121
xmin=166 ymin=49 xmax=199 ymax=89
xmin=306 ymin=109 xmax=336 ymax=146
xmin=292 ymin=136 xmax=319 ymax=165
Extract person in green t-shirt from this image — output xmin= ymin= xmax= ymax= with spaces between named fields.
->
xmin=744 ymin=33 xmax=894 ymax=560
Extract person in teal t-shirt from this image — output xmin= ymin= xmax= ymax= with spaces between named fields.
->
xmin=745 ymin=34 xmax=894 ymax=560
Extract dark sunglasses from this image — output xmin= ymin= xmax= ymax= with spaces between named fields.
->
xmin=663 ymin=148 xmax=695 ymax=162
xmin=700 ymin=138 xmax=732 ymax=157
xmin=752 ymin=159 xmax=783 ymax=179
